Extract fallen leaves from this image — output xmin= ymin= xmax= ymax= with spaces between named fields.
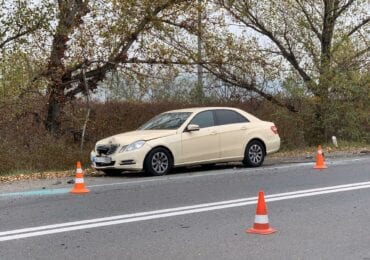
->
xmin=0 ymin=168 xmax=103 ymax=184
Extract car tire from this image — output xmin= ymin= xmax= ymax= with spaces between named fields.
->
xmin=144 ymin=147 xmax=172 ymax=176
xmin=243 ymin=140 xmax=265 ymax=167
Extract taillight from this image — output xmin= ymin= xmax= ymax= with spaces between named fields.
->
xmin=271 ymin=125 xmax=278 ymax=134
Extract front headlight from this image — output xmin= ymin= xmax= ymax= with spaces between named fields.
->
xmin=119 ymin=140 xmax=146 ymax=153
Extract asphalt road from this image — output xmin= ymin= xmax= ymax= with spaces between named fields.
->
xmin=0 ymin=155 xmax=370 ymax=260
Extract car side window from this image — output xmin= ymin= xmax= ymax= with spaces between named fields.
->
xmin=190 ymin=111 xmax=215 ymax=128
xmin=214 ymin=110 xmax=249 ymax=126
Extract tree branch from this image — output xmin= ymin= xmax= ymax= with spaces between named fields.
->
xmin=294 ymin=0 xmax=321 ymax=40
xmin=347 ymin=17 xmax=370 ymax=38
xmin=125 ymin=57 xmax=211 ymax=65
xmin=158 ymin=18 xmax=197 ymax=34
xmin=69 ymin=0 xmax=187 ymax=90
xmin=205 ymin=64 xmax=298 ymax=113
xmin=221 ymin=3 xmax=313 ymax=84
xmin=334 ymin=0 xmax=355 ymax=18
xmin=0 ymin=27 xmax=35 ymax=49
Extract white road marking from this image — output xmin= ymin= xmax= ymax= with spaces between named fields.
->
xmin=1 ymin=180 xmax=370 ymax=241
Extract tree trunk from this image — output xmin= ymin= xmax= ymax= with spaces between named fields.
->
xmin=308 ymin=0 xmax=337 ymax=145
xmin=45 ymin=87 xmax=65 ymax=135
xmin=312 ymin=102 xmax=326 ymax=144
xmin=42 ymin=0 xmax=90 ymax=135
xmin=305 ymin=83 xmax=330 ymax=145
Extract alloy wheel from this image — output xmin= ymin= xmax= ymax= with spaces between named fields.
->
xmin=248 ymin=144 xmax=263 ymax=164
xmin=151 ymin=152 xmax=169 ymax=174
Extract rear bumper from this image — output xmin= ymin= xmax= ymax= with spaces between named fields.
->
xmin=265 ymin=136 xmax=281 ymax=154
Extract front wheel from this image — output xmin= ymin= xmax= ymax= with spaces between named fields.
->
xmin=243 ymin=140 xmax=265 ymax=167
xmin=144 ymin=148 xmax=172 ymax=176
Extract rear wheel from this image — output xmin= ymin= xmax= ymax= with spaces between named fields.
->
xmin=144 ymin=148 xmax=172 ymax=176
xmin=243 ymin=140 xmax=265 ymax=167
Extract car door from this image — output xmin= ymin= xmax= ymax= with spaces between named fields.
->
xmin=180 ymin=110 xmax=220 ymax=164
xmin=214 ymin=109 xmax=249 ymax=159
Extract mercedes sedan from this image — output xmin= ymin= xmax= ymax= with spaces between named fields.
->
xmin=91 ymin=107 xmax=280 ymax=176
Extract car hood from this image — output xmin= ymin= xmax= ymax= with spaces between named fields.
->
xmin=96 ymin=130 xmax=177 ymax=146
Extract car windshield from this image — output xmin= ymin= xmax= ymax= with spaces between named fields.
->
xmin=139 ymin=112 xmax=192 ymax=130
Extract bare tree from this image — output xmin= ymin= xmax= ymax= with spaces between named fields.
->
xmin=212 ymin=0 xmax=369 ymax=142
xmin=41 ymin=0 xmax=191 ymax=134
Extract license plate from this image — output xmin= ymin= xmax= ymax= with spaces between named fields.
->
xmin=94 ymin=156 xmax=112 ymax=163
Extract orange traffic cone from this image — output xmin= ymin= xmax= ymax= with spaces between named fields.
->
xmin=313 ymin=145 xmax=327 ymax=169
xmin=70 ymin=161 xmax=90 ymax=194
xmin=246 ymin=191 xmax=277 ymax=235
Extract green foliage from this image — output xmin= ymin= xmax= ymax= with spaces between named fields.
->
xmin=0 ymin=0 xmax=52 ymax=49
xmin=326 ymin=70 xmax=369 ymax=142
xmin=282 ymin=69 xmax=370 ymax=145
xmin=0 ymin=49 xmax=45 ymax=102
xmin=0 ymin=0 xmax=52 ymax=104
xmin=101 ymin=70 xmax=194 ymax=103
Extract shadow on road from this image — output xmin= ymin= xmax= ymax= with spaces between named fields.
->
xmin=96 ymin=156 xmax=303 ymax=179
xmin=100 ymin=163 xmax=244 ymax=179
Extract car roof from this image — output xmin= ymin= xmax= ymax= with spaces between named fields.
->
xmin=166 ymin=107 xmax=243 ymax=113
xmin=164 ymin=107 xmax=261 ymax=122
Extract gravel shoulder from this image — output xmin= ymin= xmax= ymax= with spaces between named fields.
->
xmin=268 ymin=146 xmax=370 ymax=164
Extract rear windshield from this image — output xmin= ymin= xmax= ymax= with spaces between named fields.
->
xmin=139 ymin=112 xmax=192 ymax=130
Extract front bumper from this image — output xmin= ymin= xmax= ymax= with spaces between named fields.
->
xmin=91 ymin=144 xmax=152 ymax=171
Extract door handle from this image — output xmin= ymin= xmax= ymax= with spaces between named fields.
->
xmin=210 ymin=131 xmax=217 ymax=135
xmin=241 ymin=127 xmax=247 ymax=130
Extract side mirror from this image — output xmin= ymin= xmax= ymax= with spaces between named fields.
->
xmin=186 ymin=124 xmax=200 ymax=132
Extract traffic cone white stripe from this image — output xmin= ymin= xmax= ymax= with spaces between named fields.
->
xmin=254 ymin=215 xmax=269 ymax=224
xmin=75 ymin=178 xmax=84 ymax=184
xmin=76 ymin=168 xmax=83 ymax=174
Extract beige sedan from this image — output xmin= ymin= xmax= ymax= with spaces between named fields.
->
xmin=90 ymin=107 xmax=280 ymax=176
